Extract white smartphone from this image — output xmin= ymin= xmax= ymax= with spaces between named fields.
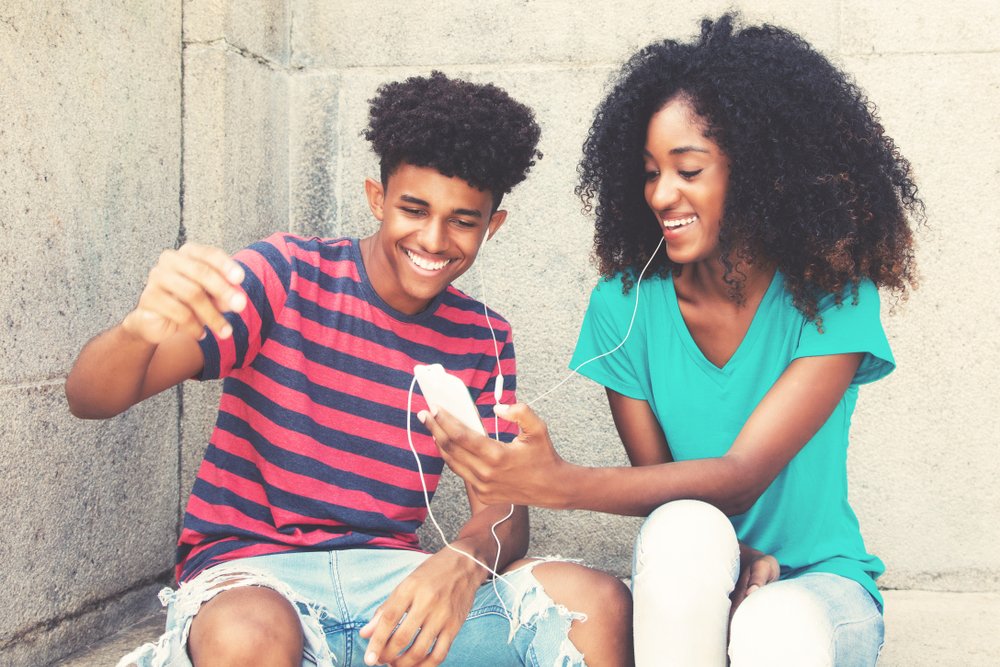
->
xmin=413 ymin=364 xmax=486 ymax=435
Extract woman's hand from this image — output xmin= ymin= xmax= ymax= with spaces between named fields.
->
xmin=729 ymin=543 xmax=780 ymax=620
xmin=420 ymin=402 xmax=573 ymax=508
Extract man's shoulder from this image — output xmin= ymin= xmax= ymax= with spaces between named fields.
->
xmin=251 ymin=233 xmax=352 ymax=255
xmin=439 ymin=285 xmax=512 ymax=331
xmin=242 ymin=234 xmax=356 ymax=272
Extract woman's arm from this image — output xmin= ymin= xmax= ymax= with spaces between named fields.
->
xmin=606 ymin=388 xmax=673 ymax=466
xmin=426 ymin=352 xmax=862 ymax=516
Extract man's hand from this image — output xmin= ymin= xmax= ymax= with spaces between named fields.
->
xmin=359 ymin=549 xmax=484 ymax=666
xmin=122 ymin=243 xmax=247 ymax=344
xmin=421 ymin=403 xmax=571 ymax=508
xmin=730 ymin=543 xmax=780 ymax=620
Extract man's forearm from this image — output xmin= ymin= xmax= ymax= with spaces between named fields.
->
xmin=450 ymin=503 xmax=529 ymax=575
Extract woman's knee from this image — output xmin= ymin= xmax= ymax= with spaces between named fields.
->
xmin=634 ymin=500 xmax=739 ymax=580
xmin=188 ymin=586 xmax=303 ymax=667
xmin=729 ymin=581 xmax=832 ymax=666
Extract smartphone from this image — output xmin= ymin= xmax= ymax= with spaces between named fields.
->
xmin=413 ymin=364 xmax=486 ymax=435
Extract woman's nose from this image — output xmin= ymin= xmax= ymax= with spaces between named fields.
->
xmin=647 ymin=176 xmax=681 ymax=212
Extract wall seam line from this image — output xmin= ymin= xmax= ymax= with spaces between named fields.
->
xmin=176 ymin=0 xmax=187 ymax=538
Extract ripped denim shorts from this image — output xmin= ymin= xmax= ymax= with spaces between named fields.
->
xmin=118 ymin=549 xmax=588 ymax=667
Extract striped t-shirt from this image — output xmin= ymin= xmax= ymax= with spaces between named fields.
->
xmin=176 ymin=233 xmax=518 ymax=582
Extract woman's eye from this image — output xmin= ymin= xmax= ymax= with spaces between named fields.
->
xmin=679 ymin=169 xmax=703 ymax=179
xmin=644 ymin=170 xmax=659 ymax=182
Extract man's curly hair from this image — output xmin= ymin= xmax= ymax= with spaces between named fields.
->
xmin=578 ymin=13 xmax=921 ymax=322
xmin=365 ymin=71 xmax=542 ymax=210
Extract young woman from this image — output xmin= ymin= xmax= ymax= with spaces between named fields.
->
xmin=423 ymin=14 xmax=920 ymax=667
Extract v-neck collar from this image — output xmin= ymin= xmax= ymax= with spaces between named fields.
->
xmin=665 ymin=271 xmax=783 ymax=380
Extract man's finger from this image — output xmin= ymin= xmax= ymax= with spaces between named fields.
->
xmin=380 ymin=612 xmax=422 ymax=666
xmin=179 ymin=243 xmax=245 ymax=285
xmin=165 ymin=251 xmax=247 ymax=316
xmin=362 ymin=608 xmax=399 ymax=666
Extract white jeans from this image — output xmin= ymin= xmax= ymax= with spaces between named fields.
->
xmin=632 ymin=500 xmax=884 ymax=666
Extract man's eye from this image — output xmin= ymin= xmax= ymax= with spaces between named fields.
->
xmin=401 ymin=207 xmax=424 ymax=216
xmin=452 ymin=219 xmax=477 ymax=228
xmin=679 ymin=169 xmax=703 ymax=179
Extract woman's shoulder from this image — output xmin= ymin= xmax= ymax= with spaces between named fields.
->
xmin=811 ymin=278 xmax=882 ymax=318
xmin=591 ymin=270 xmax=670 ymax=303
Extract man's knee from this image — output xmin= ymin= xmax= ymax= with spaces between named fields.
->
xmin=531 ymin=561 xmax=631 ymax=629
xmin=526 ymin=561 xmax=633 ymax=666
xmin=189 ymin=586 xmax=303 ymax=667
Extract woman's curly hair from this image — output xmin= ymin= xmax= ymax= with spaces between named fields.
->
xmin=578 ymin=13 xmax=921 ymax=321
xmin=365 ymin=71 xmax=542 ymax=210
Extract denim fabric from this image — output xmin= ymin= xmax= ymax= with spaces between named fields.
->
xmin=118 ymin=549 xmax=586 ymax=667
xmin=729 ymin=572 xmax=884 ymax=667
xmin=633 ymin=500 xmax=883 ymax=667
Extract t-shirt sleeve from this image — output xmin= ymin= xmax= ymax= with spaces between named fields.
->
xmin=197 ymin=233 xmax=292 ymax=380
xmin=476 ymin=321 xmax=519 ymax=444
xmin=793 ymin=280 xmax=895 ymax=385
xmin=569 ymin=277 xmax=647 ymax=400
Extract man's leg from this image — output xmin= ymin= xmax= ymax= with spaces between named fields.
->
xmin=443 ymin=558 xmax=633 ymax=667
xmin=189 ymin=587 xmax=302 ymax=667
xmin=526 ymin=560 xmax=634 ymax=666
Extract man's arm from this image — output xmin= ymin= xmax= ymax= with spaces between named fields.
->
xmin=65 ymin=244 xmax=247 ymax=418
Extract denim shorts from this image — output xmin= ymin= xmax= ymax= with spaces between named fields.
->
xmin=117 ymin=549 xmax=587 ymax=667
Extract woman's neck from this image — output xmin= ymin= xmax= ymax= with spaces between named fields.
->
xmin=674 ymin=256 xmax=775 ymax=308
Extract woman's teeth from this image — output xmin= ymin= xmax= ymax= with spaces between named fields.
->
xmin=662 ymin=215 xmax=697 ymax=229
xmin=407 ymin=250 xmax=452 ymax=271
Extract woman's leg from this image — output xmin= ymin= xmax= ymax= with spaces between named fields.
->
xmin=728 ymin=572 xmax=884 ymax=667
xmin=632 ymin=500 xmax=740 ymax=667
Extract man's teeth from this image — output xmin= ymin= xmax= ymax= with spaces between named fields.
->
xmin=407 ymin=250 xmax=452 ymax=271
xmin=663 ymin=215 xmax=697 ymax=229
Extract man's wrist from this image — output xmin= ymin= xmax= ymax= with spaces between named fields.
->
xmin=437 ymin=544 xmax=492 ymax=584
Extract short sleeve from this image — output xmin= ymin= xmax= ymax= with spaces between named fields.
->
xmin=569 ymin=277 xmax=647 ymax=399
xmin=475 ymin=321 xmax=519 ymax=444
xmin=197 ymin=233 xmax=292 ymax=380
xmin=794 ymin=280 xmax=895 ymax=385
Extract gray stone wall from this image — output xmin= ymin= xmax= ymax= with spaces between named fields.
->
xmin=2 ymin=1 xmax=997 ymax=664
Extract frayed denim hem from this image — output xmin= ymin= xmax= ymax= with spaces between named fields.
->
xmin=116 ymin=563 xmax=336 ymax=667
xmin=502 ymin=558 xmax=588 ymax=667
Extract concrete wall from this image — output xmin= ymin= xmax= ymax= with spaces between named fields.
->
xmin=289 ymin=0 xmax=1000 ymax=593
xmin=1 ymin=3 xmax=181 ymax=665
xmin=0 ymin=1 xmax=289 ymax=664
xmin=1 ymin=0 xmax=997 ymax=664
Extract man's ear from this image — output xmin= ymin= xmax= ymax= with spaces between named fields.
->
xmin=364 ymin=178 xmax=386 ymax=221
xmin=485 ymin=209 xmax=508 ymax=241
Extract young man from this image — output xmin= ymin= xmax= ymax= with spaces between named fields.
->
xmin=66 ymin=72 xmax=632 ymax=667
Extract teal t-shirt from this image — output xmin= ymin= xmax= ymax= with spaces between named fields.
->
xmin=570 ymin=271 xmax=893 ymax=607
